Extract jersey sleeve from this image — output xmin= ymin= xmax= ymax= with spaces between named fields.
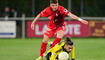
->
xmin=49 ymin=41 xmax=65 ymax=60
xmin=40 ymin=8 xmax=49 ymax=17
xmin=50 ymin=47 xmax=58 ymax=60
xmin=71 ymin=47 xmax=75 ymax=59
xmin=50 ymin=52 xmax=57 ymax=60
xmin=50 ymin=43 xmax=63 ymax=60
xmin=63 ymin=8 xmax=69 ymax=15
xmin=59 ymin=6 xmax=69 ymax=16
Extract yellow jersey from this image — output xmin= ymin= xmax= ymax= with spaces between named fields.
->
xmin=46 ymin=41 xmax=75 ymax=60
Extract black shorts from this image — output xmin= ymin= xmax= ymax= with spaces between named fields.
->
xmin=45 ymin=52 xmax=51 ymax=60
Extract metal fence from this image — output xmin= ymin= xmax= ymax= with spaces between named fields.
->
xmin=0 ymin=17 xmax=105 ymax=38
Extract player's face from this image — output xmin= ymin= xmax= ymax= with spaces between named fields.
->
xmin=65 ymin=45 xmax=73 ymax=52
xmin=50 ymin=3 xmax=58 ymax=11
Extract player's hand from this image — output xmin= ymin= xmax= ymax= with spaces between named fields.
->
xmin=80 ymin=20 xmax=88 ymax=24
xmin=31 ymin=23 xmax=35 ymax=30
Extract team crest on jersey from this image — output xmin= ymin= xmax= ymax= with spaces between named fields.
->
xmin=64 ymin=9 xmax=67 ymax=12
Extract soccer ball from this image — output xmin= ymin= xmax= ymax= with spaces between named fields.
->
xmin=58 ymin=52 xmax=69 ymax=60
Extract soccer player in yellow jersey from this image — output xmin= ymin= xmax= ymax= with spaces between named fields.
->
xmin=46 ymin=37 xmax=75 ymax=60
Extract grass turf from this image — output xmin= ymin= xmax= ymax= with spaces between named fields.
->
xmin=0 ymin=38 xmax=105 ymax=60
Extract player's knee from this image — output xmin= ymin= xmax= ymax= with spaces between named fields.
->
xmin=57 ymin=31 xmax=64 ymax=38
xmin=43 ymin=41 xmax=48 ymax=43
xmin=43 ymin=39 xmax=49 ymax=43
xmin=43 ymin=35 xmax=50 ymax=43
xmin=57 ymin=34 xmax=64 ymax=38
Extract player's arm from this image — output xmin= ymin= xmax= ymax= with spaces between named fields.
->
xmin=71 ymin=47 xmax=75 ymax=60
xmin=31 ymin=7 xmax=49 ymax=30
xmin=50 ymin=44 xmax=61 ymax=60
xmin=50 ymin=52 xmax=57 ymax=60
xmin=67 ymin=12 xmax=88 ymax=24
xmin=31 ymin=14 xmax=41 ymax=30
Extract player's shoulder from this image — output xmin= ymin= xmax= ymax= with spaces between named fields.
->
xmin=53 ymin=44 xmax=63 ymax=53
xmin=54 ymin=42 xmax=65 ymax=53
xmin=53 ymin=42 xmax=64 ymax=50
xmin=44 ymin=6 xmax=52 ymax=10
xmin=58 ymin=41 xmax=66 ymax=46
xmin=58 ymin=5 xmax=68 ymax=13
xmin=43 ymin=6 xmax=52 ymax=13
xmin=58 ymin=5 xmax=64 ymax=8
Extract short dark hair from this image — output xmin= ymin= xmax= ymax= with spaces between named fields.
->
xmin=65 ymin=37 xmax=73 ymax=45
xmin=50 ymin=0 xmax=58 ymax=3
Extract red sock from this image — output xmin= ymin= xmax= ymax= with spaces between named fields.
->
xmin=51 ymin=38 xmax=61 ymax=48
xmin=40 ymin=42 xmax=47 ymax=57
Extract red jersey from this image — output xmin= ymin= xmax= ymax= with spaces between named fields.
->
xmin=40 ymin=5 xmax=69 ymax=29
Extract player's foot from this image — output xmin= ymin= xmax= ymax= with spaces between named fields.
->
xmin=36 ymin=56 xmax=43 ymax=60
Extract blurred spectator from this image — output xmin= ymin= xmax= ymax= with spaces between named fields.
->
xmin=11 ymin=8 xmax=17 ymax=17
xmin=2 ymin=6 xmax=11 ymax=17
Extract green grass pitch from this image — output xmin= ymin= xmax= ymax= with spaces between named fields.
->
xmin=0 ymin=38 xmax=105 ymax=60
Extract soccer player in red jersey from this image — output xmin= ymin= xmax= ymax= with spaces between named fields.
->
xmin=31 ymin=0 xmax=88 ymax=60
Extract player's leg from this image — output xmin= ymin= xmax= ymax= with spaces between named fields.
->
xmin=51 ymin=26 xmax=64 ymax=48
xmin=36 ymin=28 xmax=55 ymax=60
xmin=40 ymin=35 xmax=50 ymax=57
xmin=36 ymin=35 xmax=50 ymax=60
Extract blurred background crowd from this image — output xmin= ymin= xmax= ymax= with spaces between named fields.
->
xmin=0 ymin=0 xmax=105 ymax=17
xmin=0 ymin=6 xmax=17 ymax=17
